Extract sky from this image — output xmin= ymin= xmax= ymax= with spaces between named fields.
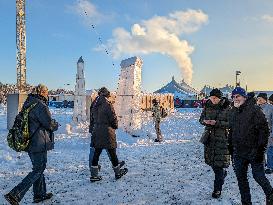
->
xmin=0 ymin=0 xmax=272 ymax=92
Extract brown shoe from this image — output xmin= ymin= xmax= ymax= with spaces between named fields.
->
xmin=4 ymin=193 xmax=19 ymax=205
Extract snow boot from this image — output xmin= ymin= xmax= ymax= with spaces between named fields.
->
xmin=90 ymin=166 xmax=102 ymax=182
xmin=4 ymin=193 xmax=19 ymax=205
xmin=113 ymin=164 xmax=128 ymax=180
xmin=33 ymin=193 xmax=53 ymax=203
xmin=212 ymin=191 xmax=221 ymax=199
xmin=119 ymin=161 xmax=125 ymax=168
xmin=154 ymin=138 xmax=162 ymax=142
xmin=266 ymin=192 xmax=273 ymax=205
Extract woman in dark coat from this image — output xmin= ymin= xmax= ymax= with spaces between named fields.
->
xmin=89 ymin=87 xmax=127 ymax=182
xmin=199 ymin=88 xmax=231 ymax=199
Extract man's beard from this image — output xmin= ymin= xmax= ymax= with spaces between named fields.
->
xmin=234 ymin=101 xmax=244 ymax=108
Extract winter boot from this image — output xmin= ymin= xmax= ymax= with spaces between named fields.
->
xmin=154 ymin=138 xmax=162 ymax=142
xmin=119 ymin=161 xmax=125 ymax=168
xmin=33 ymin=193 xmax=53 ymax=203
xmin=90 ymin=166 xmax=102 ymax=182
xmin=266 ymin=192 xmax=273 ymax=205
xmin=212 ymin=191 xmax=221 ymax=199
xmin=4 ymin=193 xmax=19 ymax=205
xmin=113 ymin=164 xmax=128 ymax=180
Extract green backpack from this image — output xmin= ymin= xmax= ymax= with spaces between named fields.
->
xmin=7 ymin=103 xmax=37 ymax=152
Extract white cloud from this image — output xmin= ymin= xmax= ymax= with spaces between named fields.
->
xmin=68 ymin=0 xmax=105 ymax=25
xmin=261 ymin=14 xmax=273 ymax=23
xmin=102 ymin=9 xmax=208 ymax=84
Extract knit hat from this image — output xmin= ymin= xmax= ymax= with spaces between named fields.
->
xmin=247 ymin=92 xmax=255 ymax=99
xmin=152 ymin=99 xmax=159 ymax=104
xmin=232 ymin=87 xmax=247 ymax=97
xmin=209 ymin=88 xmax=222 ymax=99
xmin=98 ymin=87 xmax=110 ymax=98
xmin=269 ymin=94 xmax=273 ymax=102
xmin=257 ymin=93 xmax=268 ymax=101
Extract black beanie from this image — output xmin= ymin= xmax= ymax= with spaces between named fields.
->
xmin=247 ymin=92 xmax=255 ymax=98
xmin=209 ymin=88 xmax=223 ymax=99
xmin=98 ymin=87 xmax=110 ymax=98
xmin=269 ymin=94 xmax=273 ymax=102
xmin=257 ymin=93 xmax=268 ymax=101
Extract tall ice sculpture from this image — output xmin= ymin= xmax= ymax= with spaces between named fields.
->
xmin=73 ymin=56 xmax=87 ymax=122
xmin=115 ymin=56 xmax=143 ymax=135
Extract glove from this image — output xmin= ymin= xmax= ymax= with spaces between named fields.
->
xmin=51 ymin=119 xmax=59 ymax=132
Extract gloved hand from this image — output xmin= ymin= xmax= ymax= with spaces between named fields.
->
xmin=51 ymin=119 xmax=59 ymax=132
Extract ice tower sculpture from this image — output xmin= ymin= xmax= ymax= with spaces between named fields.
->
xmin=73 ymin=56 xmax=87 ymax=122
xmin=115 ymin=56 xmax=143 ymax=135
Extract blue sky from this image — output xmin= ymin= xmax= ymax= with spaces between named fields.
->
xmin=0 ymin=0 xmax=272 ymax=91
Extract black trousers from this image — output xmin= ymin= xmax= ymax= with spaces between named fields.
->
xmin=212 ymin=166 xmax=226 ymax=192
xmin=233 ymin=154 xmax=273 ymax=204
xmin=92 ymin=148 xmax=119 ymax=167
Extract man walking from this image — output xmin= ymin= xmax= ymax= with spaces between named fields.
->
xmin=151 ymin=99 xmax=163 ymax=142
xmin=257 ymin=93 xmax=273 ymax=174
xmin=4 ymin=84 xmax=59 ymax=205
xmin=229 ymin=87 xmax=273 ymax=205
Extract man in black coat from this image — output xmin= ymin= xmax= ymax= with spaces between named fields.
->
xmin=5 ymin=84 xmax=59 ymax=205
xmin=229 ymin=87 xmax=273 ymax=205
xmin=89 ymin=87 xmax=127 ymax=182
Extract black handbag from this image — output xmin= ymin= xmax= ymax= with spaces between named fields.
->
xmin=199 ymin=129 xmax=211 ymax=145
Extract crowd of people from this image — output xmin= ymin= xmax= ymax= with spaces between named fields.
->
xmin=200 ymin=87 xmax=273 ymax=204
xmin=3 ymin=83 xmax=273 ymax=205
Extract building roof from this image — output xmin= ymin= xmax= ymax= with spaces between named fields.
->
xmin=201 ymin=84 xmax=234 ymax=95
xmin=154 ymin=76 xmax=200 ymax=97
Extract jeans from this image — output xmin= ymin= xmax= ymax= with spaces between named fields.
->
xmin=89 ymin=147 xmax=95 ymax=170
xmin=9 ymin=152 xmax=47 ymax=202
xmin=89 ymin=146 xmax=114 ymax=170
xmin=212 ymin=166 xmax=226 ymax=191
xmin=233 ymin=154 xmax=273 ymax=204
xmin=91 ymin=148 xmax=119 ymax=167
xmin=267 ymin=146 xmax=273 ymax=169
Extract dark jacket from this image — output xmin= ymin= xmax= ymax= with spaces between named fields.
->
xmin=199 ymin=98 xmax=231 ymax=168
xmin=23 ymin=94 xmax=58 ymax=153
xmin=229 ymin=99 xmax=270 ymax=161
xmin=90 ymin=96 xmax=118 ymax=149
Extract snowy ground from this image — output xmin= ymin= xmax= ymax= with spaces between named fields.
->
xmin=0 ymin=105 xmax=272 ymax=204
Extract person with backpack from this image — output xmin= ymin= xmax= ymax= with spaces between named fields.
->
xmin=89 ymin=87 xmax=127 ymax=182
xmin=151 ymin=99 xmax=165 ymax=142
xmin=199 ymin=88 xmax=231 ymax=199
xmin=4 ymin=84 xmax=59 ymax=205
xmin=229 ymin=87 xmax=273 ymax=204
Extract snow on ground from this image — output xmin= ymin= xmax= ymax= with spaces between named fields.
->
xmin=0 ymin=107 xmax=271 ymax=204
